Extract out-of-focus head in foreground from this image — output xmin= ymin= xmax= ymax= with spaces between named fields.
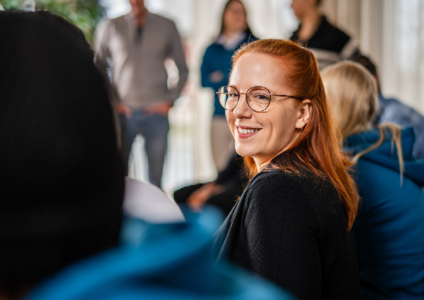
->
xmin=0 ymin=11 xmax=124 ymax=298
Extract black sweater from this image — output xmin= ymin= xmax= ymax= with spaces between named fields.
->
xmin=215 ymin=168 xmax=360 ymax=300
xmin=290 ymin=16 xmax=359 ymax=70
xmin=290 ymin=16 xmax=352 ymax=54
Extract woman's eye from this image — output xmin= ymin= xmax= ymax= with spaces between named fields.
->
xmin=228 ymin=93 xmax=238 ymax=98
xmin=253 ymin=94 xmax=270 ymax=101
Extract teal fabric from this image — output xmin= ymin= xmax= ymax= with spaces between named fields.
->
xmin=345 ymin=127 xmax=424 ymax=299
xmin=26 ymin=208 xmax=293 ymax=300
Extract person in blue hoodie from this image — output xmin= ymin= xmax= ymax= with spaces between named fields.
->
xmin=322 ymin=61 xmax=424 ymax=300
xmin=350 ymin=53 xmax=424 ymax=160
xmin=201 ymin=0 xmax=257 ymax=172
xmin=0 ymin=11 xmax=293 ymax=300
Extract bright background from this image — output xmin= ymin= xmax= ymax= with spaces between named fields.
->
xmin=3 ymin=0 xmax=423 ymax=195
xmin=98 ymin=0 xmax=424 ymax=195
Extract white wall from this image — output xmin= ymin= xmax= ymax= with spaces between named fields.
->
xmin=323 ymin=0 xmax=424 ymax=114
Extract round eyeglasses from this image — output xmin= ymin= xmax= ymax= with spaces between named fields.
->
xmin=217 ymin=86 xmax=304 ymax=112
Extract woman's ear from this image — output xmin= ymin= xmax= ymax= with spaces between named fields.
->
xmin=295 ymin=99 xmax=312 ymax=129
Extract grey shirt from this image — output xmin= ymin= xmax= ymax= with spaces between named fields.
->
xmin=94 ymin=13 xmax=188 ymax=109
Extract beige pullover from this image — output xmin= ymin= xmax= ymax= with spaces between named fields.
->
xmin=94 ymin=13 xmax=188 ymax=109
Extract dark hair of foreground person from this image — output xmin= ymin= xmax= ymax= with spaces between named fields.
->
xmin=0 ymin=11 xmax=124 ymax=297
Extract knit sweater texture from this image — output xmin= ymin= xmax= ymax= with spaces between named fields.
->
xmin=215 ymin=167 xmax=361 ymax=300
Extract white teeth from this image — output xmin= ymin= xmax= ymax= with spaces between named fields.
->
xmin=238 ymin=127 xmax=260 ymax=134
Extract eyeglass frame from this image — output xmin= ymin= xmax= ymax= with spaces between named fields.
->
xmin=216 ymin=85 xmax=305 ymax=112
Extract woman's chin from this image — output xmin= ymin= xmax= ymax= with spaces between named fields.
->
xmin=235 ymin=146 xmax=257 ymax=158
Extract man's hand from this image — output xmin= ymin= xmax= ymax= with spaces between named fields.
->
xmin=144 ymin=102 xmax=173 ymax=116
xmin=115 ymin=103 xmax=132 ymax=118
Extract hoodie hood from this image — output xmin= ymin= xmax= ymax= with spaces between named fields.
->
xmin=344 ymin=127 xmax=424 ymax=187
xmin=26 ymin=208 xmax=293 ymax=300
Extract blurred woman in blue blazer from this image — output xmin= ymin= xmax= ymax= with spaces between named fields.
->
xmin=201 ymin=0 xmax=257 ymax=172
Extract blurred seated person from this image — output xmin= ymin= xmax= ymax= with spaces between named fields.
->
xmin=0 ymin=11 xmax=294 ymax=300
xmin=290 ymin=0 xmax=359 ymax=69
xmin=322 ymin=61 xmax=424 ymax=300
xmin=351 ymin=53 xmax=424 ymax=160
xmin=174 ymin=152 xmax=246 ymax=216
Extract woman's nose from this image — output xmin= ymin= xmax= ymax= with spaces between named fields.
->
xmin=234 ymin=94 xmax=252 ymax=119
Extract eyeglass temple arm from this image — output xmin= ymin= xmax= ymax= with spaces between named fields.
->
xmin=273 ymin=94 xmax=305 ymax=101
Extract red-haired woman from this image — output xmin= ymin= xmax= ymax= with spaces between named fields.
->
xmin=214 ymin=39 xmax=360 ymax=300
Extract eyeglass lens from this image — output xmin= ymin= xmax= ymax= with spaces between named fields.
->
xmin=218 ymin=86 xmax=271 ymax=112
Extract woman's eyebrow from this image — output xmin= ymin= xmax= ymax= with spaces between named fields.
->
xmin=228 ymin=84 xmax=241 ymax=91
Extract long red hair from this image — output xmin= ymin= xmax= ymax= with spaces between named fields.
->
xmin=232 ymin=39 xmax=359 ymax=230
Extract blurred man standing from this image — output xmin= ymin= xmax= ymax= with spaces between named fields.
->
xmin=94 ymin=0 xmax=188 ymax=188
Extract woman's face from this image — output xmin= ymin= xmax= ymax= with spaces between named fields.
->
xmin=226 ymin=52 xmax=310 ymax=168
xmin=223 ymin=1 xmax=247 ymax=33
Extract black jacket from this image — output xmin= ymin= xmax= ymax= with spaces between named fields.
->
xmin=215 ymin=167 xmax=360 ymax=300
xmin=290 ymin=16 xmax=359 ymax=69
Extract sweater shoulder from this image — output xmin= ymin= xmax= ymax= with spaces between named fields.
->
xmin=104 ymin=15 xmax=128 ymax=33
xmin=250 ymin=169 xmax=304 ymax=190
xmin=247 ymin=169 xmax=316 ymax=210
xmin=109 ymin=14 xmax=127 ymax=26
xmin=248 ymin=169 xmax=345 ymax=225
xmin=149 ymin=13 xmax=176 ymax=27
xmin=250 ymin=168 xmax=333 ymax=199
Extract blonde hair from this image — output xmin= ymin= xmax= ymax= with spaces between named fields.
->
xmin=321 ymin=61 xmax=378 ymax=137
xmin=321 ymin=61 xmax=404 ymax=180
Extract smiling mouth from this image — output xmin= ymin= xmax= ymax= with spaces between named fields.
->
xmin=236 ymin=126 xmax=261 ymax=137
